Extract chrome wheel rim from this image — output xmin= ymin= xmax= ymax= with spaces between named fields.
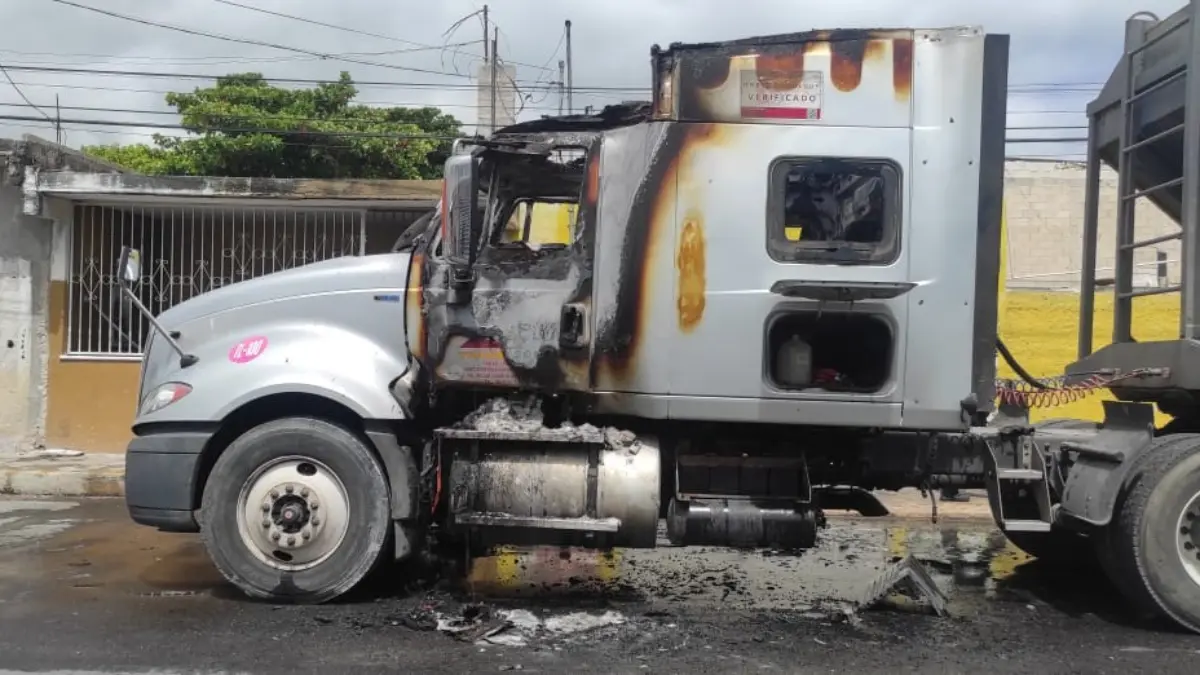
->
xmin=235 ymin=456 xmax=350 ymax=572
xmin=1176 ymin=489 xmax=1200 ymax=588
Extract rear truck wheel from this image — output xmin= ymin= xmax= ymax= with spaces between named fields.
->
xmin=199 ymin=417 xmax=391 ymax=604
xmin=1104 ymin=433 xmax=1200 ymax=632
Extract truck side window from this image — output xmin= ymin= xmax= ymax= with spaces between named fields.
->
xmin=766 ymin=157 xmax=901 ymax=265
xmin=497 ymin=198 xmax=577 ymax=248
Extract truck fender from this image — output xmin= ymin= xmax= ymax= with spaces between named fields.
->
xmin=205 ymin=325 xmax=410 ymax=422
xmin=1055 ymin=401 xmax=1157 ymax=531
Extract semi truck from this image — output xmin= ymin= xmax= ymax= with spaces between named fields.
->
xmin=119 ymin=7 xmax=1200 ymax=634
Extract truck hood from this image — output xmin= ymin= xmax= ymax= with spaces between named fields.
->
xmin=157 ymin=252 xmax=412 ymax=328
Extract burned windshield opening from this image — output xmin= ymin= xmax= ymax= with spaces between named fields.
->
xmin=481 ymin=146 xmax=588 ymax=199
xmin=482 ymin=146 xmax=588 ymax=249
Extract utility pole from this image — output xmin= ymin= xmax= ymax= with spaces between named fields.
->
xmin=482 ymin=5 xmax=489 ymax=64
xmin=558 ymin=60 xmax=566 ymax=115
xmin=54 ymin=94 xmax=61 ymax=144
xmin=490 ymin=28 xmax=499 ymax=136
xmin=565 ymin=20 xmax=573 ymax=115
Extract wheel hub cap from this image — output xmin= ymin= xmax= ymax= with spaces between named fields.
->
xmin=1177 ymin=490 xmax=1200 ymax=588
xmin=236 ymin=457 xmax=350 ymax=571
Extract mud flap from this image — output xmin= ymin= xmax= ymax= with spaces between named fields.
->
xmin=1056 ymin=401 xmax=1155 ymax=531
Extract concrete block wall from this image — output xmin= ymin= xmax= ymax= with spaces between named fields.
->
xmin=0 ymin=185 xmax=51 ymax=453
xmin=1004 ymin=159 xmax=1181 ymax=290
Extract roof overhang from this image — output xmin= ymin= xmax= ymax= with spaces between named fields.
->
xmin=22 ymin=168 xmax=441 ymax=216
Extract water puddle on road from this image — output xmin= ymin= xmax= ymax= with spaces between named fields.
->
xmin=27 ymin=518 xmax=225 ymax=598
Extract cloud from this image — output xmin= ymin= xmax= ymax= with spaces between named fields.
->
xmin=0 ymin=0 xmax=1187 ymax=158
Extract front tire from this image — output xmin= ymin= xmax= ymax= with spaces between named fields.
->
xmin=199 ymin=417 xmax=391 ymax=604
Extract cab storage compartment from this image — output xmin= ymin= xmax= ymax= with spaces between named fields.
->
xmin=766 ymin=312 xmax=892 ymax=393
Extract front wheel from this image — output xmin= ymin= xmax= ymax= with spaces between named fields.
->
xmin=199 ymin=417 xmax=391 ymax=604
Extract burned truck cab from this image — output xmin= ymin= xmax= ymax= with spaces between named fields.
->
xmin=404 ymin=26 xmax=1011 ymax=553
xmin=406 ymin=124 xmax=611 ymax=396
xmin=413 ymin=27 xmax=1009 ymax=435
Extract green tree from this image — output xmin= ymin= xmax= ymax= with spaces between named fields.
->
xmin=84 ymin=72 xmax=463 ymax=179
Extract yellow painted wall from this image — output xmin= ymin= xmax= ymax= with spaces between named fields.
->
xmin=997 ymin=290 xmax=1176 ymax=425
xmin=529 ymin=203 xmax=574 ymax=244
xmin=502 ymin=202 xmax=574 ymax=245
xmin=45 ymin=281 xmax=140 ymax=453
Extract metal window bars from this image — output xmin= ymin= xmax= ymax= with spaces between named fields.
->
xmin=66 ymin=203 xmax=366 ymax=359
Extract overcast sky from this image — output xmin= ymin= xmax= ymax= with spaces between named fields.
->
xmin=0 ymin=0 xmax=1187 ymax=161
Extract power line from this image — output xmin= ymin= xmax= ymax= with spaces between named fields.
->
xmin=209 ymin=0 xmax=444 ymax=47
xmin=46 ymin=0 xmax=475 ymax=79
xmin=0 ymin=112 xmax=460 ymax=139
xmin=0 ymin=86 xmax=568 ymax=112
xmin=0 ymin=62 xmax=52 ymax=122
xmin=0 ymin=63 xmax=1106 ymax=95
xmin=0 ymin=100 xmax=562 ymax=117
xmin=209 ymin=0 xmax=552 ymax=73
xmin=0 ymin=101 xmax=1092 ymax=131
xmin=0 ymin=111 xmax=1090 ymax=143
xmin=1 ymin=79 xmax=629 ymax=104
xmin=3 ymin=119 xmax=412 ymax=152
xmin=2 ymin=79 xmax=1095 ymax=116
xmin=0 ymin=64 xmax=646 ymax=93
xmin=0 ymin=43 xmax=483 ymax=68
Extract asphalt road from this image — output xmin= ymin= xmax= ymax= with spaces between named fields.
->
xmin=1 ymin=497 xmax=1199 ymax=674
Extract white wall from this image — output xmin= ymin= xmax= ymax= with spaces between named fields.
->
xmin=1004 ymin=159 xmax=1180 ymax=290
xmin=0 ymin=185 xmax=52 ymax=453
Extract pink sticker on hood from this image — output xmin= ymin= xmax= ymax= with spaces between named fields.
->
xmin=229 ymin=336 xmax=268 ymax=363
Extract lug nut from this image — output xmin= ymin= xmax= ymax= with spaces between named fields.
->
xmin=271 ymin=532 xmax=281 ymax=542
xmin=285 ymin=485 xmax=294 ymax=494
xmin=261 ymin=503 xmax=270 ymax=513
xmin=300 ymin=488 xmax=309 ymax=498
xmin=311 ymin=517 xmax=321 ymax=526
xmin=287 ymin=536 xmax=296 ymax=546
xmin=302 ymin=530 xmax=311 ymax=540
xmin=1186 ymin=542 xmax=1195 ymax=551
xmin=310 ymin=502 xmax=319 ymax=510
xmin=1184 ymin=527 xmax=1191 ymax=535
xmin=262 ymin=519 xmax=270 ymax=528
xmin=270 ymin=490 xmax=280 ymax=499
xmin=1188 ymin=512 xmax=1196 ymax=521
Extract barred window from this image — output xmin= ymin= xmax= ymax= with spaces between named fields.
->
xmin=67 ymin=204 xmax=368 ymax=358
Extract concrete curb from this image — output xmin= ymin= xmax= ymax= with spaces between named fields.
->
xmin=0 ymin=452 xmax=124 ymax=497
xmin=0 ymin=454 xmax=996 ymax=522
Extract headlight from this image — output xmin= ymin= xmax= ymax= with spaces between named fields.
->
xmin=140 ymin=382 xmax=192 ymax=416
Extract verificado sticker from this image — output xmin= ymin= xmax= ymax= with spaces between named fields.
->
xmin=229 ymin=336 xmax=268 ymax=363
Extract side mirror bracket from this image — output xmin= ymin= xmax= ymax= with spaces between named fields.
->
xmin=442 ymin=154 xmax=483 ymax=304
xmin=117 ymin=246 xmax=198 ymax=368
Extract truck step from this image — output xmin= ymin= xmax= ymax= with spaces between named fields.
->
xmin=1001 ymin=519 xmax=1052 ymax=533
xmin=455 ymin=513 xmax=621 ymax=532
xmin=996 ymin=469 xmax=1044 ymax=481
